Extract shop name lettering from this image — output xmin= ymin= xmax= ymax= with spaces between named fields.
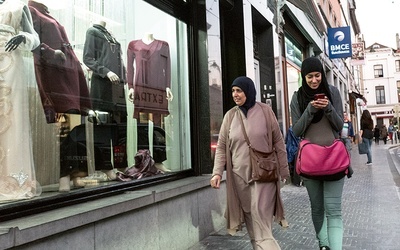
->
xmin=135 ymin=92 xmax=164 ymax=104
xmin=330 ymin=44 xmax=350 ymax=55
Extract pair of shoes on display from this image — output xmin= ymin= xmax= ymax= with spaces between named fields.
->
xmin=320 ymin=247 xmax=330 ymax=250
xmin=366 ymin=162 xmax=373 ymax=166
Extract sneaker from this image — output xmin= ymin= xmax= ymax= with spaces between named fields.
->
xmin=366 ymin=162 xmax=372 ymax=166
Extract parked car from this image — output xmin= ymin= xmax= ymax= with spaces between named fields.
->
xmin=60 ymin=123 xmax=167 ymax=173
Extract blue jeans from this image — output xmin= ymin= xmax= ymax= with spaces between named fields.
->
xmin=363 ymin=137 xmax=373 ymax=163
xmin=303 ymin=177 xmax=345 ymax=250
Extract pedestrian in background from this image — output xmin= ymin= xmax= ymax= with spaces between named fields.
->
xmin=373 ymin=125 xmax=380 ymax=145
xmin=380 ymin=124 xmax=388 ymax=145
xmin=340 ymin=112 xmax=355 ymax=155
xmin=360 ymin=110 xmax=374 ymax=165
xmin=210 ymin=76 xmax=289 ymax=250
xmin=388 ymin=122 xmax=394 ymax=143
xmin=290 ymin=57 xmax=344 ymax=250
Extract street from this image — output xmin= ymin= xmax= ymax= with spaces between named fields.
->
xmin=190 ymin=142 xmax=400 ymax=250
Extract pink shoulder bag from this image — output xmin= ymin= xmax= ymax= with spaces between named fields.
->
xmin=296 ymin=139 xmax=350 ymax=180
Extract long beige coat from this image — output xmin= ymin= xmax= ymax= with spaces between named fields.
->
xmin=212 ymin=102 xmax=289 ymax=234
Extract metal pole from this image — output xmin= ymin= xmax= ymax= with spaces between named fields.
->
xmin=395 ymin=105 xmax=399 ymax=144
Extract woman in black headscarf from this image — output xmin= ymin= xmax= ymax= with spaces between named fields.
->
xmin=290 ymin=57 xmax=345 ymax=250
xmin=210 ymin=76 xmax=289 ymax=249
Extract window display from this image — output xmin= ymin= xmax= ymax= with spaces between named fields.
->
xmin=0 ymin=0 xmax=191 ymax=203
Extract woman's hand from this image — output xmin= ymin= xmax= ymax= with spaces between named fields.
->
xmin=311 ymin=97 xmax=329 ymax=109
xmin=210 ymin=174 xmax=221 ymax=189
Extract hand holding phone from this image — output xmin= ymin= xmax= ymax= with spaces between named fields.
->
xmin=314 ymin=93 xmax=326 ymax=100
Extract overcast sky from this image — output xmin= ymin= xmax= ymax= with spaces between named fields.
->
xmin=355 ymin=0 xmax=399 ymax=49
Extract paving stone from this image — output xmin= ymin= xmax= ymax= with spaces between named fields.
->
xmin=189 ymin=143 xmax=400 ymax=250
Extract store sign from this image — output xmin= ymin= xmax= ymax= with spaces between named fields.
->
xmin=328 ymin=27 xmax=352 ymax=59
xmin=351 ymin=42 xmax=365 ymax=65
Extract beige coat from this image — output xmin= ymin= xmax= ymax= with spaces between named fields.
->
xmin=212 ymin=102 xmax=289 ymax=233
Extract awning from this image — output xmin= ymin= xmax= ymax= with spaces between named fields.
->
xmin=349 ymin=91 xmax=367 ymax=103
xmin=375 ymin=114 xmax=394 ymax=119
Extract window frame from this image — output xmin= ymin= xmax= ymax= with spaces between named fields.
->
xmin=375 ymin=85 xmax=385 ymax=104
xmin=0 ymin=0 xmax=200 ymax=222
xmin=374 ymin=64 xmax=384 ymax=78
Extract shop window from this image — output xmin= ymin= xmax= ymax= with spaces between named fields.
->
xmin=395 ymin=60 xmax=400 ymax=72
xmin=0 ymin=0 xmax=191 ymax=206
xmin=206 ymin=1 xmax=223 ymax=161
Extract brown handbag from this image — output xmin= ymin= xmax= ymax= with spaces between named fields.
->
xmin=237 ymin=105 xmax=279 ymax=183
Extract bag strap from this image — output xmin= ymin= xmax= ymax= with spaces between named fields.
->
xmin=236 ymin=103 xmax=272 ymax=151
xmin=237 ymin=107 xmax=252 ymax=148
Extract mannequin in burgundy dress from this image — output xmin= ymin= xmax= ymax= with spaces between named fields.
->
xmin=127 ymin=33 xmax=172 ymax=170
xmin=127 ymin=33 xmax=173 ymax=126
xmin=28 ymin=0 xmax=91 ymax=123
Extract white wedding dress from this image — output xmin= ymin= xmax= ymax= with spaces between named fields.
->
xmin=0 ymin=0 xmax=41 ymax=202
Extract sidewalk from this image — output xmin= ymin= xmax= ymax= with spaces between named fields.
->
xmin=189 ymin=142 xmax=400 ymax=250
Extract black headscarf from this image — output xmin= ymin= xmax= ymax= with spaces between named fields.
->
xmin=231 ymin=76 xmax=256 ymax=117
xmin=297 ymin=57 xmax=332 ymax=123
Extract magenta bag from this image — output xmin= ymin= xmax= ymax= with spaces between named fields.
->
xmin=296 ymin=139 xmax=350 ymax=180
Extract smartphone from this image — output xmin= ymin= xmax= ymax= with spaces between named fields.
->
xmin=314 ymin=93 xmax=326 ymax=100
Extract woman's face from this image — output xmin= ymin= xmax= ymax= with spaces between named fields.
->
xmin=232 ymin=86 xmax=246 ymax=106
xmin=305 ymin=71 xmax=322 ymax=89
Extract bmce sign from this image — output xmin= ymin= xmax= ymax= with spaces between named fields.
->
xmin=328 ymin=27 xmax=352 ymax=59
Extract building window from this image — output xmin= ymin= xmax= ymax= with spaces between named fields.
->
xmin=374 ymin=64 xmax=384 ymax=78
xmin=375 ymin=86 xmax=385 ymax=104
xmin=397 ymin=81 xmax=400 ymax=103
xmin=396 ymin=60 xmax=400 ymax=72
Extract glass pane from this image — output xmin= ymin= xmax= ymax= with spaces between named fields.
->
xmin=0 ymin=0 xmax=191 ymax=203
xmin=206 ymin=0 xmax=223 ymax=162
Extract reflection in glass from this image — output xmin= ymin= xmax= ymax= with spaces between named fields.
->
xmin=0 ymin=0 xmax=191 ymax=204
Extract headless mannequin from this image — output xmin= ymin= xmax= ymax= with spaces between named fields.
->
xmin=127 ymin=33 xmax=172 ymax=172
xmin=94 ymin=20 xmax=120 ymax=85
xmin=60 ymin=19 xmax=123 ymax=192
xmin=142 ymin=32 xmax=154 ymax=45
xmin=128 ymin=33 xmax=173 ymax=103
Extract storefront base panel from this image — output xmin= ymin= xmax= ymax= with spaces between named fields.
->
xmin=0 ymin=176 xmax=227 ymax=250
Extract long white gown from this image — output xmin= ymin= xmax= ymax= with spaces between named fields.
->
xmin=0 ymin=0 xmax=41 ymax=202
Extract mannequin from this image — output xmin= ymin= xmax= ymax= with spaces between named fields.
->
xmin=29 ymin=0 xmax=93 ymax=191
xmin=57 ymin=19 xmax=127 ymax=190
xmin=0 ymin=0 xmax=42 ymax=201
xmin=28 ymin=0 xmax=92 ymax=123
xmin=126 ymin=33 xmax=173 ymax=168
xmin=127 ymin=33 xmax=173 ymax=125
xmin=141 ymin=32 xmax=154 ymax=45
xmin=83 ymin=19 xmax=126 ymax=114
xmin=128 ymin=33 xmax=173 ymax=104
